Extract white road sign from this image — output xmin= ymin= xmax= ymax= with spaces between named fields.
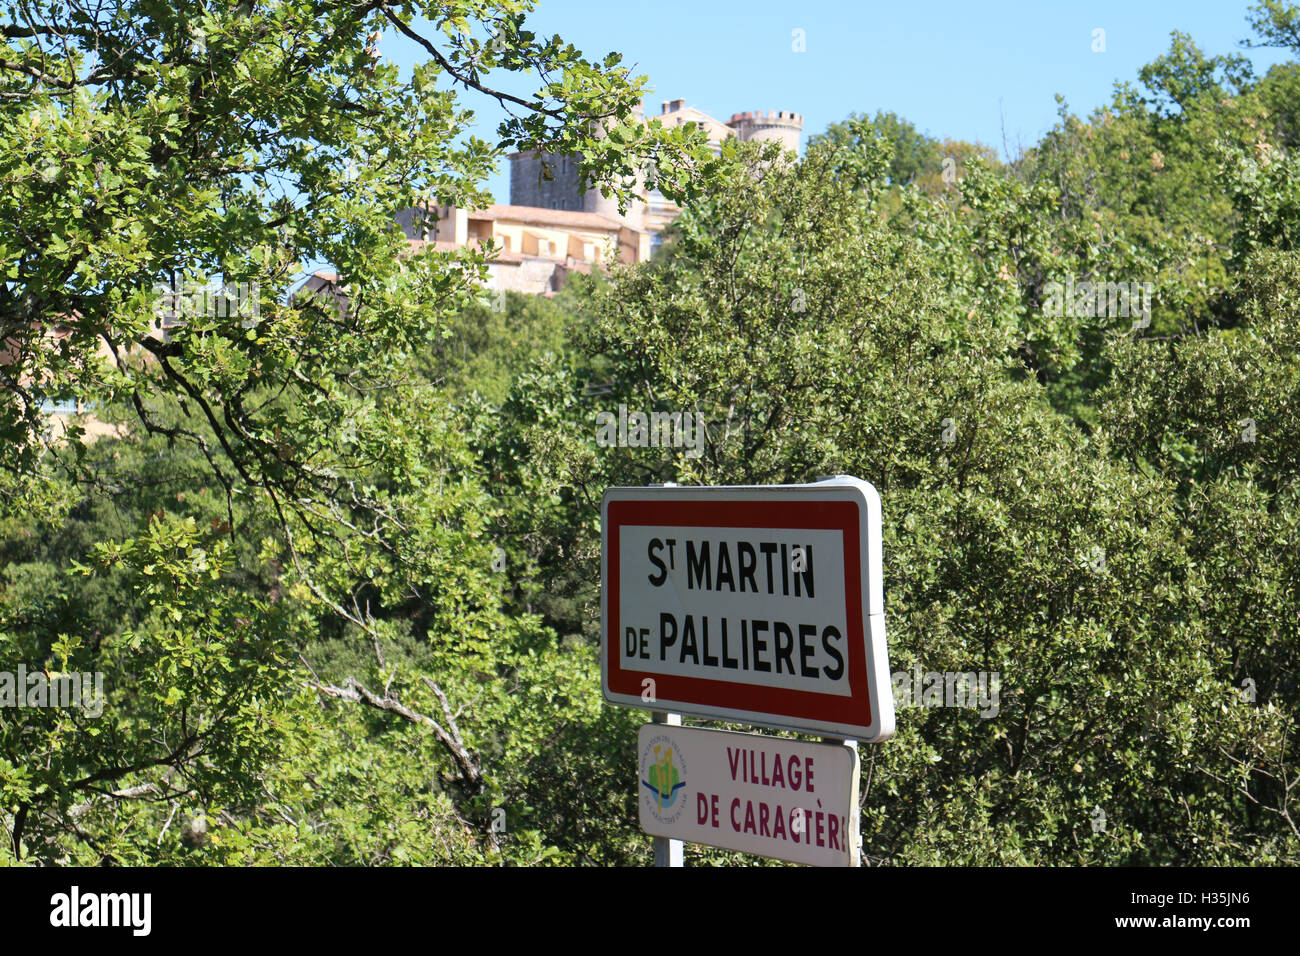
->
xmin=602 ymin=476 xmax=894 ymax=741
xmin=638 ymin=723 xmax=861 ymax=866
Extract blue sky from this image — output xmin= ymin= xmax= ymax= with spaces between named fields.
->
xmin=380 ymin=0 xmax=1292 ymax=205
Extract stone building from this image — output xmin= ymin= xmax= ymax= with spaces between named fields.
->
xmin=509 ymin=99 xmax=803 ymax=254
xmin=724 ymin=108 xmax=804 ymax=154
xmin=395 ymin=202 xmax=648 ymax=294
xmin=380 ymin=97 xmax=802 ymax=293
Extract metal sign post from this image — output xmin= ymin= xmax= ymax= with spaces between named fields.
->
xmin=649 ymin=483 xmax=684 ymax=869
xmin=651 ymin=711 xmax=684 ymax=867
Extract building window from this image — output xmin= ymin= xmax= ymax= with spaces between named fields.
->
xmin=550 ymin=200 xmax=557 ymax=209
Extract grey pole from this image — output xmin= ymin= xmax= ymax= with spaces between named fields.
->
xmin=652 ymin=710 xmax=684 ymax=867
xmin=649 ymin=482 xmax=684 ymax=867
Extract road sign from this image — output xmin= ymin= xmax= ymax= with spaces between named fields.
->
xmin=602 ymin=476 xmax=894 ymax=741
xmin=638 ymin=723 xmax=860 ymax=867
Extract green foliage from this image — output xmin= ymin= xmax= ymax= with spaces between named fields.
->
xmin=473 ymin=25 xmax=1300 ymax=864
xmin=0 ymin=0 xmax=708 ymax=864
xmin=1 ymin=1 xmax=1297 ymax=867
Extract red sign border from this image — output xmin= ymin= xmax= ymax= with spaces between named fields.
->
xmin=605 ymin=496 xmax=872 ymax=732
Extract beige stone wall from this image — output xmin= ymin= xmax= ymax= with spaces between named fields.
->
xmin=485 ymin=217 xmax=617 ymax=263
xmin=657 ymin=99 xmax=736 ymax=146
xmin=488 ymin=258 xmax=561 ymax=294
xmin=396 ymin=204 xmax=466 ymax=244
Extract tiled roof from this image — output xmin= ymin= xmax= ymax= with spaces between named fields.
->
xmin=468 ymin=204 xmax=627 ymax=232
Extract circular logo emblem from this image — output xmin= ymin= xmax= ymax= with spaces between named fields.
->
xmin=640 ymin=733 xmax=688 ymax=825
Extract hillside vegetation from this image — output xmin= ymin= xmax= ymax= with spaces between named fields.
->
xmin=1 ymin=0 xmax=1298 ymax=865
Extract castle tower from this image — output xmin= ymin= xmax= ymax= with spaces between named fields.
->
xmin=495 ymin=101 xmax=804 ymax=260
xmin=582 ymin=171 xmax=645 ymax=232
xmin=508 ymin=151 xmax=586 ymax=213
xmin=727 ymin=110 xmax=803 ymax=156
xmin=507 ymin=103 xmax=646 ymax=231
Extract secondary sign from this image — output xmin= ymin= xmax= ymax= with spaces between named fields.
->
xmin=602 ymin=477 xmax=894 ymax=741
xmin=638 ymin=723 xmax=860 ymax=866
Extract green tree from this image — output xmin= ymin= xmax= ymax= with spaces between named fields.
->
xmin=487 ymin=100 xmax=1299 ymax=864
xmin=0 ymin=0 xmax=710 ymax=863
